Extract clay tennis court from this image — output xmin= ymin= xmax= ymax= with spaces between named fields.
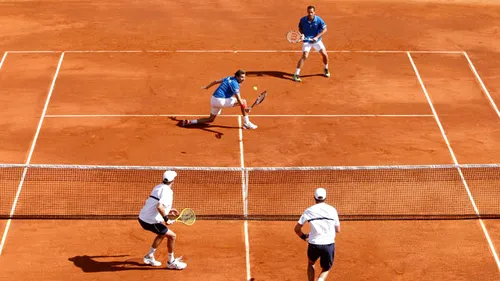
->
xmin=1 ymin=1 xmax=500 ymax=280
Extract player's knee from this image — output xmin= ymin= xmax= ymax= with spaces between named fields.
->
xmin=168 ymin=232 xmax=177 ymax=240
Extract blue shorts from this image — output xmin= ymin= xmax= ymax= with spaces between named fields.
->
xmin=307 ymin=243 xmax=335 ymax=271
xmin=138 ymin=218 xmax=168 ymax=235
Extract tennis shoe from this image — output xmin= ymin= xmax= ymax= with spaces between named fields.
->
xmin=143 ymin=255 xmax=162 ymax=266
xmin=243 ymin=121 xmax=258 ymax=130
xmin=324 ymin=69 xmax=330 ymax=78
xmin=167 ymin=257 xmax=187 ymax=270
xmin=293 ymin=74 xmax=302 ymax=82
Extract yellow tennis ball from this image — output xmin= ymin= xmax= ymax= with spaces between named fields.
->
xmin=253 ymin=86 xmax=258 ymax=91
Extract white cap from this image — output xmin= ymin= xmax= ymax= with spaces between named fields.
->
xmin=314 ymin=188 xmax=326 ymax=200
xmin=163 ymin=170 xmax=177 ymax=182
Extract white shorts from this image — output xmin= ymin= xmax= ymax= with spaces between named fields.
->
xmin=302 ymin=41 xmax=326 ymax=53
xmin=210 ymin=96 xmax=237 ymax=115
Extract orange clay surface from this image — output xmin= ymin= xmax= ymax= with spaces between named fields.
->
xmin=1 ymin=1 xmax=500 ymax=280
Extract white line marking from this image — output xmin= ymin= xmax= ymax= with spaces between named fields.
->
xmin=8 ymin=51 xmax=61 ymax=54
xmin=238 ymin=116 xmax=252 ymax=281
xmin=44 ymin=114 xmax=434 ymax=118
xmin=0 ymin=52 xmax=7 ymax=70
xmin=0 ymin=52 xmax=65 ymax=255
xmin=6 ymin=49 xmax=464 ymax=54
xmin=462 ymin=51 xmax=500 ymax=119
xmin=243 ymin=220 xmax=251 ymax=281
xmin=407 ymin=52 xmax=500 ymax=271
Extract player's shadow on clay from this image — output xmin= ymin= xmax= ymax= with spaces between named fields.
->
xmin=169 ymin=117 xmax=239 ymax=139
xmin=68 ymin=255 xmax=162 ymax=272
xmin=246 ymin=70 xmax=324 ymax=81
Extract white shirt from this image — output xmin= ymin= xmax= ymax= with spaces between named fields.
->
xmin=298 ymin=202 xmax=340 ymax=245
xmin=138 ymin=183 xmax=173 ymax=224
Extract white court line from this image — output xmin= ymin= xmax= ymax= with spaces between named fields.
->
xmin=0 ymin=52 xmax=65 ymax=256
xmin=7 ymin=50 xmax=61 ymax=54
xmin=238 ymin=116 xmax=252 ymax=281
xmin=462 ymin=51 xmax=500 ymax=119
xmin=6 ymin=49 xmax=464 ymax=54
xmin=407 ymin=52 xmax=500 ymax=271
xmin=44 ymin=114 xmax=433 ymax=118
xmin=0 ymin=52 xmax=7 ymax=70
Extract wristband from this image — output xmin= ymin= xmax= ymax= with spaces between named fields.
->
xmin=163 ymin=215 xmax=169 ymax=222
xmin=300 ymin=233 xmax=307 ymax=240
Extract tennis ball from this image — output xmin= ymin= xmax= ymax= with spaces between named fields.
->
xmin=253 ymin=86 xmax=258 ymax=91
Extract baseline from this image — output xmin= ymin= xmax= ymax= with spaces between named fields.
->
xmin=45 ymin=114 xmax=434 ymax=118
xmin=5 ymin=50 xmax=465 ymax=54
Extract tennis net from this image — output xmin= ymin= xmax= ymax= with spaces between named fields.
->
xmin=1 ymin=164 xmax=499 ymax=220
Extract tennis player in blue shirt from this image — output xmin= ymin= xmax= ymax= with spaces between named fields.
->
xmin=179 ymin=69 xmax=258 ymax=129
xmin=293 ymin=6 xmax=330 ymax=82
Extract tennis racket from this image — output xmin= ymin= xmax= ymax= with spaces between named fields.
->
xmin=286 ymin=30 xmax=304 ymax=43
xmin=250 ymin=90 xmax=267 ymax=109
xmin=175 ymin=208 xmax=196 ymax=226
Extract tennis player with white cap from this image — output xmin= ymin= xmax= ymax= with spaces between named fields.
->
xmin=294 ymin=188 xmax=340 ymax=281
xmin=138 ymin=170 xmax=187 ymax=270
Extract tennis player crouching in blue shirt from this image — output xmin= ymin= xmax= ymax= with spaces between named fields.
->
xmin=293 ymin=6 xmax=330 ymax=82
xmin=179 ymin=69 xmax=258 ymax=130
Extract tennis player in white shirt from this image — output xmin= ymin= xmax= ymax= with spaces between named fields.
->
xmin=294 ymin=188 xmax=340 ymax=281
xmin=138 ymin=170 xmax=187 ymax=270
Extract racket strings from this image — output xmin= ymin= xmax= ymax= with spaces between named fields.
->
xmin=287 ymin=31 xmax=303 ymax=43
xmin=180 ymin=209 xmax=196 ymax=225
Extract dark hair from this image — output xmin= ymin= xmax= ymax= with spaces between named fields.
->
xmin=315 ymin=198 xmax=326 ymax=203
xmin=235 ymin=69 xmax=246 ymax=77
xmin=307 ymin=5 xmax=315 ymax=11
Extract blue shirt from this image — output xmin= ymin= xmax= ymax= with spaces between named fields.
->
xmin=212 ymin=76 xmax=241 ymax=98
xmin=298 ymin=15 xmax=327 ymax=43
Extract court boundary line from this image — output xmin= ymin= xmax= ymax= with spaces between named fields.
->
xmin=0 ymin=52 xmax=65 ymax=255
xmin=3 ymin=50 xmax=464 ymax=54
xmin=462 ymin=51 xmax=500 ymax=119
xmin=0 ymin=163 xmax=499 ymax=169
xmin=238 ymin=116 xmax=252 ymax=281
xmin=0 ymin=52 xmax=7 ymax=70
xmin=407 ymin=52 xmax=500 ymax=271
xmin=45 ymin=114 xmax=434 ymax=118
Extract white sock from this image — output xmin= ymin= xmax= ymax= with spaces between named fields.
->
xmin=244 ymin=115 xmax=250 ymax=123
xmin=325 ymin=64 xmax=329 ymax=69
xmin=191 ymin=120 xmax=198 ymax=124
xmin=168 ymin=252 xmax=174 ymax=263
xmin=147 ymin=247 xmax=156 ymax=256
xmin=295 ymin=68 xmax=301 ymax=75
xmin=318 ymin=278 xmax=325 ymax=281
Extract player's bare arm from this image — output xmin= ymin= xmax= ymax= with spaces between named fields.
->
xmin=156 ymin=203 xmax=174 ymax=225
xmin=294 ymin=223 xmax=309 ymax=241
xmin=234 ymin=93 xmax=249 ymax=116
xmin=202 ymin=80 xmax=222 ymax=89
xmin=168 ymin=208 xmax=179 ymax=217
xmin=313 ymin=27 xmax=327 ymax=42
